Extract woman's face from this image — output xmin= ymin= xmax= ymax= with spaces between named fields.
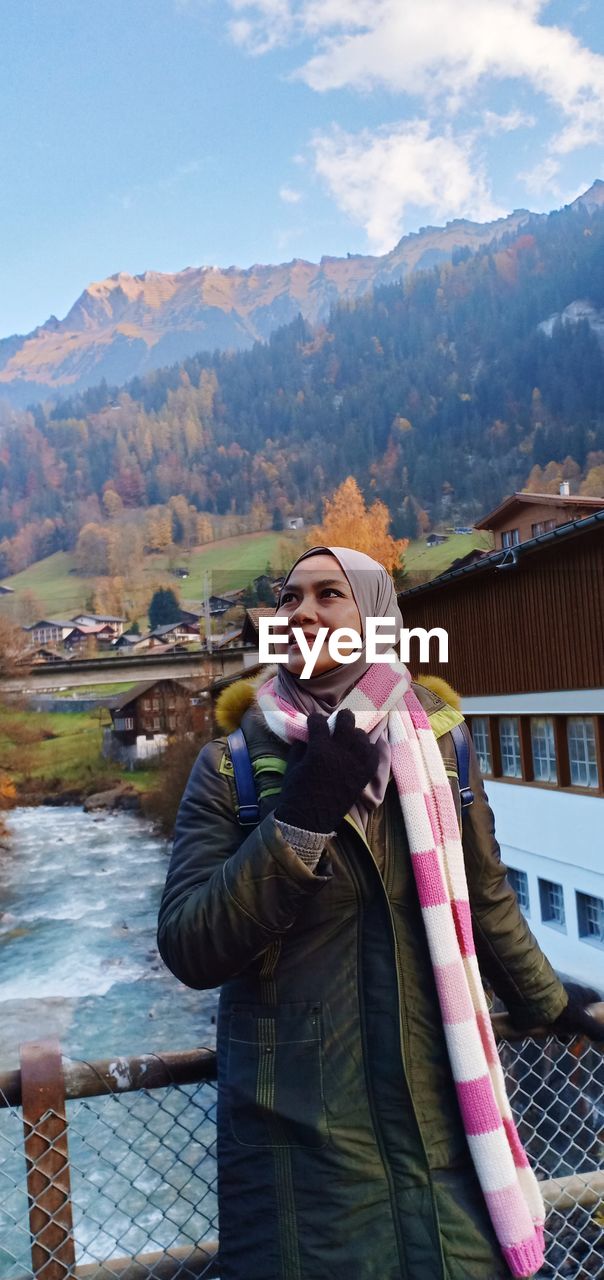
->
xmin=275 ymin=553 xmax=362 ymax=676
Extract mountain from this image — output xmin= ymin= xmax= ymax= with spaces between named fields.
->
xmin=2 ymin=187 xmax=604 ymax=583
xmin=0 ymin=206 xmax=537 ymax=406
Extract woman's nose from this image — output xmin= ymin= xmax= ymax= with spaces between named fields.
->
xmin=291 ymin=595 xmax=318 ymax=624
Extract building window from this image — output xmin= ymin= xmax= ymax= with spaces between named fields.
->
xmin=530 ymin=717 xmax=557 ymax=783
xmin=499 ymin=717 xmax=522 ymax=777
xmin=153 ymin=717 xmax=161 ymax=731
xmin=539 ymin=878 xmax=566 ymax=930
xmin=567 ymin=717 xmax=599 ymax=788
xmin=544 ymin=519 xmax=556 ymax=532
xmin=152 ymin=698 xmax=160 ymax=711
xmin=577 ymin=892 xmax=604 ymax=945
xmin=507 ymin=867 xmax=530 ymax=915
xmin=531 ymin=521 xmax=545 ymax=537
xmin=501 ymin=528 xmax=520 ymax=549
xmin=470 ymin=717 xmax=492 ymax=774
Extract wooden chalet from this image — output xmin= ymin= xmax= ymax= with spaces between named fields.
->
xmin=400 ymin=507 xmax=604 ymax=988
xmin=475 ymin=488 xmax=604 ymax=550
xmin=104 ymin=679 xmax=211 ymax=765
xmin=24 ymin=619 xmax=78 ymax=647
xmin=71 ymin=613 xmax=126 ymax=638
xmin=147 ymin=621 xmax=200 ymax=646
xmin=241 ymin=607 xmax=276 ymax=647
xmin=63 ymin=624 xmax=115 ymax=653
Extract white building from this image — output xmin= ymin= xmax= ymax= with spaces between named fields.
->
xmin=401 ymin=507 xmax=604 ymax=994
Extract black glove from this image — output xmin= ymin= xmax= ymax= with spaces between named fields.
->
xmin=550 ymin=994 xmax=604 ymax=1042
xmin=274 ymin=710 xmax=380 ymax=834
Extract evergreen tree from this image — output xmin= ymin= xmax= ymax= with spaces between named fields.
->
xmin=149 ymin=588 xmax=181 ymax=629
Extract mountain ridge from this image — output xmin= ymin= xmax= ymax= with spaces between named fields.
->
xmin=2 ymin=182 xmax=603 ymax=408
xmin=0 ymin=205 xmax=541 ymax=406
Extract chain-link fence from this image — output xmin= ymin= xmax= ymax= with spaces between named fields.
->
xmin=0 ymin=1023 xmax=602 ymax=1280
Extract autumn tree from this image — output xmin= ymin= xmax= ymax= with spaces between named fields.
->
xmin=75 ymin=523 xmax=117 ymax=576
xmin=580 ymin=465 xmax=604 ymax=497
xmin=308 ymin=477 xmax=407 ymax=577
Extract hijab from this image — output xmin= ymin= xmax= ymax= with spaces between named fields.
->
xmin=274 ymin=546 xmax=405 ymax=827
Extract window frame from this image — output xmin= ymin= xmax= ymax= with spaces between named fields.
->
xmin=499 ymin=716 xmax=523 ymax=779
xmin=530 ymin=716 xmax=558 ymax=785
xmin=469 ymin=716 xmax=492 ymax=776
xmin=501 ymin=528 xmax=520 ymax=549
xmin=567 ymin=716 xmax=599 ymax=790
xmin=507 ymin=867 xmax=530 ymax=916
xmin=538 ymin=877 xmax=566 ymax=933
xmin=576 ymin=890 xmax=604 ymax=948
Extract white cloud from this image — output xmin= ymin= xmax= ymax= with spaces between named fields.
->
xmin=481 ymin=109 xmax=536 ymax=136
xmin=312 ymin=121 xmax=504 ymax=253
xmin=227 ymin=0 xmax=604 ymax=245
xmin=279 ymin=185 xmax=303 ymax=203
xmin=229 ymin=0 xmax=604 ymax=153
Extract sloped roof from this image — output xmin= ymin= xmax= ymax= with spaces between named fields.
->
xmin=400 ymin=508 xmax=604 ymax=599
xmin=474 ymin=491 xmax=604 ymax=529
xmin=108 ymin=677 xmax=196 ymax=712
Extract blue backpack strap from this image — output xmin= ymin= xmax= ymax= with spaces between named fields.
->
xmin=450 ymin=723 xmax=474 ymax=810
xmin=227 ymin=728 xmax=260 ymax=826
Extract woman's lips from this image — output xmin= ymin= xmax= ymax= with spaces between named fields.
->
xmin=288 ymin=632 xmax=320 ymax=648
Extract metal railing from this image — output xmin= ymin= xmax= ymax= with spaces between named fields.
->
xmin=1 ymin=1013 xmax=602 ymax=1280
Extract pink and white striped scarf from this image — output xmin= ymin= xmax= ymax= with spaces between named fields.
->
xmin=257 ymin=658 xmax=545 ymax=1279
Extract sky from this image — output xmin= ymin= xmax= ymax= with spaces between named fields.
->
xmin=2 ymin=0 xmax=604 ymax=337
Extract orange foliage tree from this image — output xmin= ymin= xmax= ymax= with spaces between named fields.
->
xmin=307 ymin=477 xmax=407 ymax=578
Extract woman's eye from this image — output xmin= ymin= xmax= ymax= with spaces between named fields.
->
xmin=321 ymin=588 xmax=343 ymax=598
xmin=279 ymin=592 xmax=295 ymax=605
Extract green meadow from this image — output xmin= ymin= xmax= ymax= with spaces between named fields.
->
xmin=0 ymin=527 xmax=492 ymax=622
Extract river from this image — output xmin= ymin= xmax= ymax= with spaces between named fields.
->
xmin=0 ymin=806 xmax=218 ymax=1275
xmin=0 ymin=806 xmax=217 ymax=1069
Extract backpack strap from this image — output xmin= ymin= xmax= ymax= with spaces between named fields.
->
xmin=227 ymin=728 xmax=260 ymax=826
xmin=450 ymin=723 xmax=474 ymax=810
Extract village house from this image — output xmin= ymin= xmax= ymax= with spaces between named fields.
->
xmin=147 ymin=621 xmax=200 ymax=647
xmin=475 ymin=484 xmax=604 ymax=549
xmin=70 ymin=612 xmax=126 ymax=638
xmin=23 ymin=619 xmax=79 ymax=648
xmin=112 ymin=632 xmax=152 ymax=653
xmin=103 ymin=678 xmax=211 ymax=767
xmin=400 ymin=506 xmax=604 ymax=989
xmin=63 ymin=623 xmax=115 ymax=654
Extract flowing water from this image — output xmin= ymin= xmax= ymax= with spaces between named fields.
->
xmin=0 ymin=806 xmax=216 ymax=1068
xmin=0 ymin=806 xmax=218 ymax=1275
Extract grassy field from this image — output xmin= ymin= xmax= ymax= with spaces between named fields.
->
xmin=0 ymin=527 xmax=492 ymax=626
xmin=401 ymin=530 xmax=493 ymax=583
xmin=0 ymin=704 xmax=157 ymax=797
xmin=0 ymin=530 xmax=303 ymax=622
xmin=53 ymin=682 xmax=139 ymax=698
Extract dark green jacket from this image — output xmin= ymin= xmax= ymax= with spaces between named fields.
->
xmin=157 ymin=679 xmax=567 ymax=1280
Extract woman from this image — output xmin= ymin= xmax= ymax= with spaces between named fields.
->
xmin=157 ymin=546 xmax=599 ymax=1280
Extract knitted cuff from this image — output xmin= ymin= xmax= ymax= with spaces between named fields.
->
xmin=274 ymin=819 xmax=333 ymax=870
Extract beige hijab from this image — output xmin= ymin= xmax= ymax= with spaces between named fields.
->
xmin=274 ymin=546 xmax=405 ymax=826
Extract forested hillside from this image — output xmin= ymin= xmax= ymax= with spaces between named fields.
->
xmin=2 ymin=198 xmax=604 ymax=578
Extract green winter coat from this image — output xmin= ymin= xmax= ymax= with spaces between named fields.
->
xmin=157 ymin=675 xmax=567 ymax=1280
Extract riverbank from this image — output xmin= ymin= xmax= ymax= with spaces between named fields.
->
xmin=0 ymin=701 xmax=157 ymax=808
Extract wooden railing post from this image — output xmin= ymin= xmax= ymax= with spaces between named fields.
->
xmin=20 ymin=1040 xmax=76 ymax=1280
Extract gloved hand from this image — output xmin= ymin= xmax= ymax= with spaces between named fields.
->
xmin=274 ymin=710 xmax=380 ymax=835
xmin=550 ymin=994 xmax=604 ymax=1042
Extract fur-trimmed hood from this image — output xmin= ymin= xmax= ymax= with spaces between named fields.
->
xmin=215 ymin=666 xmax=462 ymax=735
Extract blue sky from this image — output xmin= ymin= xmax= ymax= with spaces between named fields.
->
xmin=2 ymin=0 xmax=604 ymax=337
